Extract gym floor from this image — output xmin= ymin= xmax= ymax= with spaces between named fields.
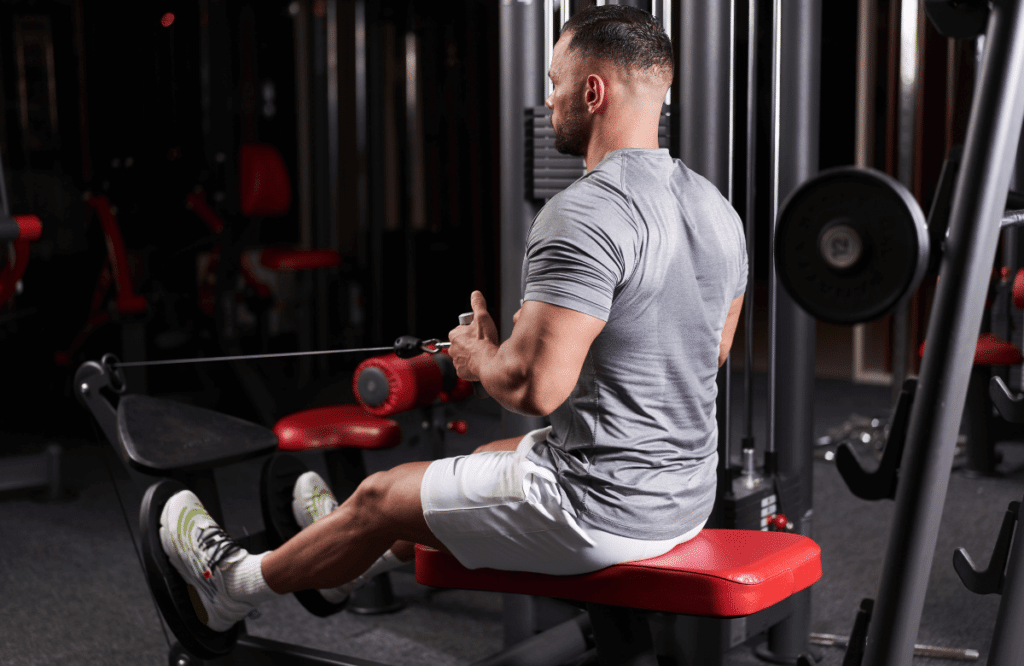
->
xmin=1 ymin=373 xmax=1019 ymax=665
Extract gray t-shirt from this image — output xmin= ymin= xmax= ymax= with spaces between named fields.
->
xmin=521 ymin=148 xmax=747 ymax=540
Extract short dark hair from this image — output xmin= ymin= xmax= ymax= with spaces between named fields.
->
xmin=560 ymin=5 xmax=673 ymax=82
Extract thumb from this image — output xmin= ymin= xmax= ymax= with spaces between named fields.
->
xmin=470 ymin=291 xmax=488 ymax=318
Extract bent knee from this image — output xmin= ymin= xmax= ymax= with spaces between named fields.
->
xmin=352 ymin=464 xmax=428 ymax=523
xmin=353 ymin=471 xmax=391 ymax=512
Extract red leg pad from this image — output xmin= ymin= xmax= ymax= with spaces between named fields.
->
xmin=274 ymin=405 xmax=402 ymax=451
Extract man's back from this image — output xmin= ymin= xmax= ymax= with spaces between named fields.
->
xmin=522 ymin=148 xmax=748 ymax=540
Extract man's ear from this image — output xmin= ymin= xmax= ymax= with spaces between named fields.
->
xmin=586 ymin=73 xmax=607 ymax=114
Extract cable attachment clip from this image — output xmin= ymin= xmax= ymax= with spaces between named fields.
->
xmin=392 ymin=335 xmax=450 ymax=360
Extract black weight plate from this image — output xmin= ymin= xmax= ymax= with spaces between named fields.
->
xmin=775 ymin=167 xmax=929 ymax=325
xmin=139 ymin=479 xmax=240 ymax=659
xmin=260 ymin=454 xmax=349 ymax=618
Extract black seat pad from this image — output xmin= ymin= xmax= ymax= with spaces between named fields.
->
xmin=117 ymin=394 xmax=278 ymax=474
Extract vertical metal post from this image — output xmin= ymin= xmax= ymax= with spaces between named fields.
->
xmin=678 ymin=0 xmax=732 ymax=191
xmin=544 ymin=0 xmax=554 ymax=99
xmin=855 ymin=0 xmax=877 ymax=170
xmin=316 ymin=0 xmax=339 ymax=374
xmin=852 ymin=0 xmax=878 ymax=383
xmin=500 ymin=0 xmax=548 ymax=645
xmin=294 ymin=1 xmax=313 ymax=250
xmin=500 ymin=0 xmax=547 ymax=436
xmin=742 ymin=0 xmax=758 ymax=447
xmin=766 ymin=0 xmax=820 ymax=660
xmin=864 ymin=2 xmax=1024 ymax=664
xmin=354 ymin=0 xmax=373 ymax=345
xmin=891 ymin=0 xmax=922 ymax=402
xmin=988 ymin=506 xmax=1024 ymax=665
xmin=364 ymin=2 xmax=386 ymax=346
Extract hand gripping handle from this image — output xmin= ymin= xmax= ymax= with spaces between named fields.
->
xmin=458 ymin=312 xmax=489 ymax=399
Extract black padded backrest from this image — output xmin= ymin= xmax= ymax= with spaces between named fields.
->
xmin=117 ymin=394 xmax=278 ymax=474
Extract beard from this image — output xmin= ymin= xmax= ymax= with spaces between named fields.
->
xmin=553 ymin=97 xmax=588 ymax=157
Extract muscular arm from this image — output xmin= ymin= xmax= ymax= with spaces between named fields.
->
xmin=448 ymin=292 xmax=605 ymax=417
xmin=720 ymin=295 xmax=744 ymax=367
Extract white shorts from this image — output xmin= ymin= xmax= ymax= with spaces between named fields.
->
xmin=420 ymin=427 xmax=705 ymax=575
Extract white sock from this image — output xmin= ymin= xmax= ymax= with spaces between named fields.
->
xmin=225 ymin=551 xmax=282 ymax=606
xmin=319 ymin=549 xmax=406 ymax=604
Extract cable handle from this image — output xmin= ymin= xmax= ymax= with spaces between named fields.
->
xmin=457 ymin=312 xmax=489 ymax=399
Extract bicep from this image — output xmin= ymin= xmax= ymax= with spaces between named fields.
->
xmin=506 ymin=300 xmax=605 ymax=414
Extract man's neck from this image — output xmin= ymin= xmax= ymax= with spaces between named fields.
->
xmin=584 ymin=110 xmax=663 ymax=172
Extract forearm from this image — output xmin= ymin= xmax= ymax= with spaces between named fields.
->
xmin=473 ymin=339 xmax=546 ymax=416
xmin=447 ymin=297 xmax=600 ymax=417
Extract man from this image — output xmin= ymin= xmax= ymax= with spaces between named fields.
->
xmin=159 ymin=5 xmax=746 ymax=632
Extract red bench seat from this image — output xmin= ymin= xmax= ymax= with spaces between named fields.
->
xmin=415 ymin=529 xmax=821 ymax=618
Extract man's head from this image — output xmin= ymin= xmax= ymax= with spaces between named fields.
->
xmin=546 ymin=5 xmax=674 ymax=157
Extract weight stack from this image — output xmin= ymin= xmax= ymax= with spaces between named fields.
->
xmin=526 ymin=105 xmax=673 ymax=200
xmin=721 ymin=472 xmax=802 ymax=531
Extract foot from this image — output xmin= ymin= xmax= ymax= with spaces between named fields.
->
xmin=292 ymin=471 xmax=339 ymax=529
xmin=159 ymin=490 xmax=257 ymax=632
xmin=291 ymin=472 xmax=349 ymax=604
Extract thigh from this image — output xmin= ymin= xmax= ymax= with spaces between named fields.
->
xmin=420 ymin=428 xmax=599 ymax=574
xmin=472 ymin=435 xmax=524 ymax=454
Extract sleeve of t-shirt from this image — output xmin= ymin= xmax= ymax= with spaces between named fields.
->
xmin=732 ymin=208 xmax=749 ymax=301
xmin=522 ymin=189 xmax=638 ymax=322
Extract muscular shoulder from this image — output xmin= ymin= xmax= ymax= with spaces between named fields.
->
xmin=530 ymin=163 xmax=638 ymax=248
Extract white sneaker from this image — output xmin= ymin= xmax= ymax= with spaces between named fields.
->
xmin=292 ymin=471 xmax=339 ymax=530
xmin=291 ymin=472 xmax=349 ymax=604
xmin=159 ymin=490 xmax=256 ymax=632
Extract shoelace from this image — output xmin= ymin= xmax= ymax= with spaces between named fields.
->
xmin=198 ymin=525 xmax=242 ymax=584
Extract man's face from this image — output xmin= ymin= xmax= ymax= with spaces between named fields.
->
xmin=545 ymin=34 xmax=589 ymax=157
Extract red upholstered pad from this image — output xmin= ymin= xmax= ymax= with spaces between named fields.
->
xmin=975 ymin=333 xmax=1023 ymax=366
xmin=13 ymin=215 xmax=42 ymax=241
xmin=919 ymin=333 xmax=1023 ymax=366
xmin=274 ymin=405 xmax=402 ymax=451
xmin=415 ymin=529 xmax=821 ymax=618
xmin=240 ymin=144 xmax=292 ymax=217
xmin=354 ymin=353 xmax=445 ymax=417
xmin=260 ymin=248 xmax=341 ymax=272
xmin=1015 ymin=268 xmax=1024 ymax=310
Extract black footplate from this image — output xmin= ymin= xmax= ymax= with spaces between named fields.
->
xmin=140 ymin=479 xmax=241 ymax=659
xmin=119 ymin=394 xmax=278 ymax=474
xmin=260 ymin=454 xmax=349 ymax=617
